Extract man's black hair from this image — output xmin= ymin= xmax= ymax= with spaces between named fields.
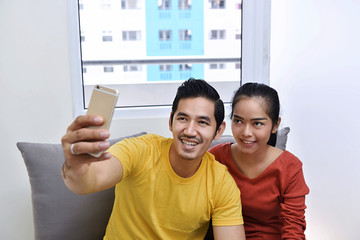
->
xmin=171 ymin=78 xmax=224 ymax=132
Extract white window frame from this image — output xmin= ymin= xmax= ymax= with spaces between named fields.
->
xmin=67 ymin=0 xmax=271 ymax=119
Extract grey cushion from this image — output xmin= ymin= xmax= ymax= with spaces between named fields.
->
xmin=209 ymin=127 xmax=290 ymax=150
xmin=17 ymin=132 xmax=147 ymax=240
xmin=274 ymin=127 xmax=290 ymax=150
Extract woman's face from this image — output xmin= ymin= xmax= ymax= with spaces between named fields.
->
xmin=231 ymin=96 xmax=278 ymax=154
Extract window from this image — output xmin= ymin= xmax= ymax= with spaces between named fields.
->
xmin=209 ymin=0 xmax=225 ymax=9
xmin=160 ymin=64 xmax=172 ymax=71
xmin=102 ymin=30 xmax=113 ymax=42
xmin=159 ymin=30 xmax=172 ymax=41
xmin=158 ymin=0 xmax=171 ymax=10
xmin=124 ymin=65 xmax=142 ymax=71
xmin=179 ymin=64 xmax=192 ymax=71
xmin=104 ymin=66 xmax=114 ymax=72
xmin=121 ymin=0 xmax=140 ymax=9
xmin=209 ymin=63 xmax=225 ymax=69
xmin=122 ymin=30 xmax=141 ymax=41
xmin=179 ymin=0 xmax=191 ymax=9
xmin=210 ymin=30 xmax=226 ymax=40
xmin=179 ymin=29 xmax=192 ymax=41
xmin=68 ymin=0 xmax=271 ymax=118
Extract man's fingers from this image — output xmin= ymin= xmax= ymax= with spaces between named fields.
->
xmin=71 ymin=128 xmax=110 ymax=142
xmin=67 ymin=115 xmax=104 ymax=132
xmin=69 ymin=141 xmax=110 ymax=157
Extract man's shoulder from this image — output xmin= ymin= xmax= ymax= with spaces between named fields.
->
xmin=204 ymin=151 xmax=230 ymax=175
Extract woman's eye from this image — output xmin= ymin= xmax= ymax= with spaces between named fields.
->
xmin=254 ymin=122 xmax=264 ymax=126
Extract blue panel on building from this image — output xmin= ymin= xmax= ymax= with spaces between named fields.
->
xmin=146 ymin=1 xmax=204 ymax=57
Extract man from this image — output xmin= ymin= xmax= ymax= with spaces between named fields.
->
xmin=61 ymin=78 xmax=245 ymax=239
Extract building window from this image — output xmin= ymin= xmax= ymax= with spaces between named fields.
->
xmin=209 ymin=0 xmax=225 ymax=9
xmin=121 ymin=0 xmax=140 ymax=9
xmin=210 ymin=30 xmax=226 ymax=39
xmin=179 ymin=0 xmax=191 ymax=10
xmin=209 ymin=63 xmax=226 ymax=69
xmin=179 ymin=29 xmax=192 ymax=41
xmin=179 ymin=64 xmax=192 ymax=71
xmin=159 ymin=30 xmax=172 ymax=41
xmin=160 ymin=64 xmax=173 ymax=71
xmin=102 ymin=31 xmax=113 ymax=42
xmin=158 ymin=0 xmax=171 ymax=10
xmin=124 ymin=65 xmax=142 ymax=71
xmin=104 ymin=66 xmax=114 ymax=72
xmin=122 ymin=31 xmax=141 ymax=41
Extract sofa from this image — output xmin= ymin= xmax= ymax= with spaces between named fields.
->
xmin=17 ymin=128 xmax=289 ymax=240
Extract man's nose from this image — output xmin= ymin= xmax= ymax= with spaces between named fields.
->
xmin=184 ymin=121 xmax=197 ymax=136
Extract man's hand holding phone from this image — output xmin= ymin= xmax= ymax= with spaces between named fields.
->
xmin=61 ymin=85 xmax=119 ymax=178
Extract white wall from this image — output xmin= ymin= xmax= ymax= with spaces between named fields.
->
xmin=0 ymin=1 xmax=168 ymax=239
xmin=1 ymin=0 xmax=359 ymax=239
xmin=0 ymin=1 xmax=71 ymax=239
xmin=270 ymin=0 xmax=360 ymax=239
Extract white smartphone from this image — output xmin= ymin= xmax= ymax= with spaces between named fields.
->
xmin=86 ymin=85 xmax=119 ymax=157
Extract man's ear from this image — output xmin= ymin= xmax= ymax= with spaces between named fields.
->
xmin=169 ymin=112 xmax=173 ymax=132
xmin=272 ymin=117 xmax=281 ymax=134
xmin=214 ymin=121 xmax=226 ymax=140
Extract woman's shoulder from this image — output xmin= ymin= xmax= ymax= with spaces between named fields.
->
xmin=276 ymin=150 xmax=304 ymax=173
xmin=208 ymin=142 xmax=232 ymax=164
xmin=208 ymin=142 xmax=231 ymax=152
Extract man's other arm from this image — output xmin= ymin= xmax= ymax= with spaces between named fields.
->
xmin=213 ymin=225 xmax=246 ymax=240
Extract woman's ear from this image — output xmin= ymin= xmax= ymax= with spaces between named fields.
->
xmin=214 ymin=121 xmax=226 ymax=140
xmin=272 ymin=117 xmax=281 ymax=134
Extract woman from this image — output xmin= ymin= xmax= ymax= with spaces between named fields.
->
xmin=209 ymin=83 xmax=309 ymax=239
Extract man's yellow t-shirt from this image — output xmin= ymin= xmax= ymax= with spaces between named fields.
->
xmin=104 ymin=134 xmax=243 ymax=239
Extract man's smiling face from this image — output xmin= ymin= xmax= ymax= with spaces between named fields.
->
xmin=169 ymin=97 xmax=219 ymax=163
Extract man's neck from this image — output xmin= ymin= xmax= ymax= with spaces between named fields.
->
xmin=168 ymin=145 xmax=203 ymax=178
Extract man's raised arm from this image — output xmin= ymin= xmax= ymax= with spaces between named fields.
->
xmin=61 ymin=115 xmax=123 ymax=195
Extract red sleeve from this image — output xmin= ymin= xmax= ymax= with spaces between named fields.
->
xmin=280 ymin=159 xmax=310 ymax=239
xmin=208 ymin=144 xmax=223 ymax=162
xmin=208 ymin=143 xmax=231 ymax=164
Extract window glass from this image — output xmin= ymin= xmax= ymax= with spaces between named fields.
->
xmin=68 ymin=0 xmax=271 ymax=118
xmin=77 ymin=0 xmax=241 ymax=109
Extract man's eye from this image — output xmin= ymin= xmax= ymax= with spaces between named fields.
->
xmin=254 ymin=122 xmax=264 ymax=126
xmin=233 ymin=119 xmax=242 ymax=124
xmin=177 ymin=117 xmax=186 ymax=121
xmin=199 ymin=121 xmax=209 ymax=125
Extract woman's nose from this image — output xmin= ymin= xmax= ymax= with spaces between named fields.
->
xmin=242 ymin=124 xmax=253 ymax=137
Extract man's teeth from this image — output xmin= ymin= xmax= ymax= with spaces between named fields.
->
xmin=182 ymin=140 xmax=197 ymax=146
